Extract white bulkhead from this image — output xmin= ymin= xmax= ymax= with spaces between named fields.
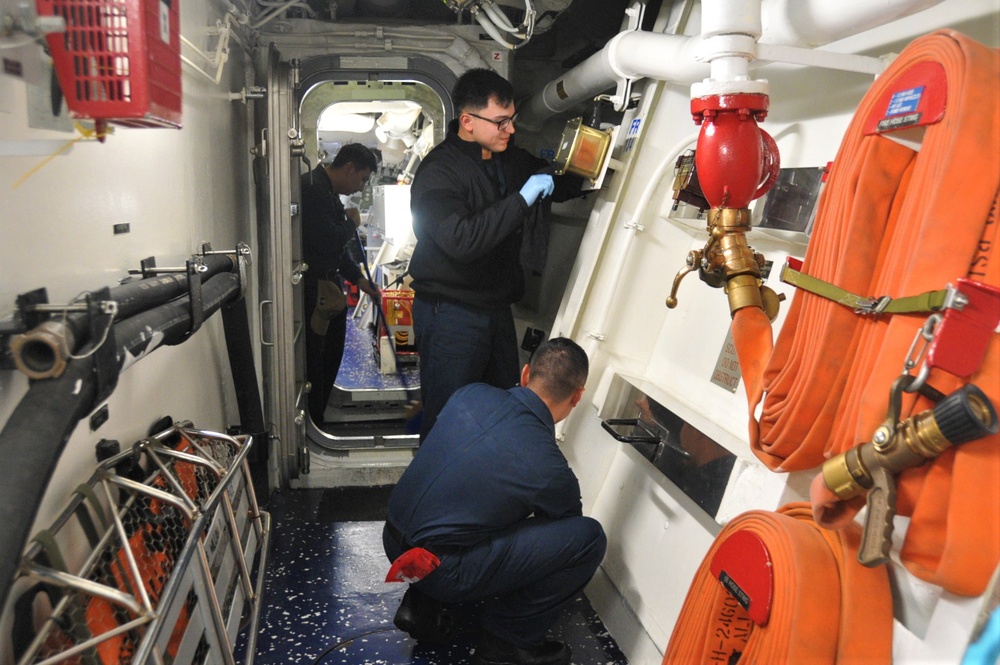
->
xmin=1 ymin=0 xmax=997 ymax=662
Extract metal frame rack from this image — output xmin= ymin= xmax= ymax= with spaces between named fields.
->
xmin=12 ymin=423 xmax=270 ymax=665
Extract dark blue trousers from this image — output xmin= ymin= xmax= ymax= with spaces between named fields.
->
xmin=304 ymin=278 xmax=348 ymax=424
xmin=384 ymin=516 xmax=607 ymax=648
xmin=412 ymin=296 xmax=520 ymax=440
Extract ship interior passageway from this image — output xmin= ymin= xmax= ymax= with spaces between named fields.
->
xmin=316 ymin=303 xmax=420 ymax=441
xmin=3 ymin=1 xmax=999 ymax=663
xmin=233 ymin=487 xmax=629 ymax=665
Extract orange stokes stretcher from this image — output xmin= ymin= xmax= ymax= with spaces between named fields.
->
xmin=732 ymin=30 xmax=999 ymax=596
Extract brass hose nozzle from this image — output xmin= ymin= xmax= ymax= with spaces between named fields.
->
xmin=822 ymin=382 xmax=998 ymax=566
xmin=823 ymin=383 xmax=998 ymax=501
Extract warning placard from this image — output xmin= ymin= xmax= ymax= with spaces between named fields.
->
xmin=711 ymin=328 xmax=741 ymax=393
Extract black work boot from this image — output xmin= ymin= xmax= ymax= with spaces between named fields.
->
xmin=472 ymin=630 xmax=571 ymax=665
xmin=393 ymin=586 xmax=455 ymax=644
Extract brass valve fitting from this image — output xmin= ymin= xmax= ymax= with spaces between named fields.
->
xmin=10 ymin=320 xmax=73 ymax=380
xmin=666 ymin=207 xmax=781 ymax=319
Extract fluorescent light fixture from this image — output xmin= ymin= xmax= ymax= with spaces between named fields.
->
xmin=375 ymin=185 xmax=413 ymax=246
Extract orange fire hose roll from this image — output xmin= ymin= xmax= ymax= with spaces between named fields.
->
xmin=731 ymin=30 xmax=999 ymax=595
xmin=663 ymin=503 xmax=892 ymax=664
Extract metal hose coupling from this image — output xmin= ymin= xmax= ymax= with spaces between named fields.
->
xmin=9 ymin=320 xmax=74 ymax=380
xmin=823 ymin=381 xmax=998 ymax=566
xmin=666 ymin=208 xmax=782 ymax=320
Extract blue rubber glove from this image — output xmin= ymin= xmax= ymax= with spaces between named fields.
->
xmin=962 ymin=606 xmax=1000 ymax=665
xmin=519 ymin=174 xmax=555 ymax=206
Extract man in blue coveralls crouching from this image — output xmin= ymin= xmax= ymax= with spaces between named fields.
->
xmin=383 ymin=337 xmax=606 ymax=665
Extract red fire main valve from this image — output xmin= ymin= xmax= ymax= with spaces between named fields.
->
xmin=691 ymin=93 xmax=779 ymax=209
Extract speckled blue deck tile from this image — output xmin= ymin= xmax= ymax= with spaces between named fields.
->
xmin=237 ymin=490 xmax=629 ymax=665
xmin=335 ymin=309 xmax=419 ymax=393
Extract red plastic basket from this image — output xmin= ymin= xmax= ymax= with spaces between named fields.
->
xmin=37 ymin=0 xmax=182 ymax=130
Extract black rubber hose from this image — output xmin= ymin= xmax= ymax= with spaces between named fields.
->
xmin=12 ymin=254 xmax=237 ymax=378
xmin=0 ymin=271 xmax=242 ymax=615
xmin=104 ymin=254 xmax=237 ymax=316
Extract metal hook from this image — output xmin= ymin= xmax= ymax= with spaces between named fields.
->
xmin=901 ymin=313 xmax=941 ymax=392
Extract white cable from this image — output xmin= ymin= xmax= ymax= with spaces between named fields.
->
xmin=63 ymin=293 xmax=116 ymax=362
xmin=522 ymin=0 xmax=537 ymax=37
xmin=473 ymin=11 xmax=517 ymax=49
xmin=482 ymin=1 xmax=520 ymax=33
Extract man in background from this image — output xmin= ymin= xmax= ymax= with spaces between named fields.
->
xmin=301 ymin=143 xmax=380 ymax=424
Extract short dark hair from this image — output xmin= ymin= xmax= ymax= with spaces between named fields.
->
xmin=528 ymin=337 xmax=589 ymax=402
xmin=452 ymin=68 xmax=514 ymax=114
xmin=332 ymin=143 xmax=378 ymax=172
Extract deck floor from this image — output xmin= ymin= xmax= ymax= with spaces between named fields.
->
xmin=236 ymin=487 xmax=629 ymax=664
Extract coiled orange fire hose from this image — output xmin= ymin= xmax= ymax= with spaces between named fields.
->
xmin=731 ymin=30 xmax=999 ymax=595
xmin=662 ymin=503 xmax=892 ymax=664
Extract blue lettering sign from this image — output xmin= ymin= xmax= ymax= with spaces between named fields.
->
xmin=886 ymin=86 xmax=924 ymax=116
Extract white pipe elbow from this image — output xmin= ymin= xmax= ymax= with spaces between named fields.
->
xmin=702 ymin=0 xmax=763 ymax=39
xmin=518 ymin=32 xmax=706 ymax=129
xmin=604 ymin=32 xmax=707 ymax=84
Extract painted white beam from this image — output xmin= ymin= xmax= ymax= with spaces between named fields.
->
xmin=518 ymin=0 xmax=945 ymax=128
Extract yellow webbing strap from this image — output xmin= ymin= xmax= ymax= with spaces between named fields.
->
xmin=780 ymin=263 xmax=951 ymax=315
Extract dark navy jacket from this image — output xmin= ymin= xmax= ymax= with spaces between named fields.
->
xmin=386 ymin=383 xmax=583 ymax=548
xmin=408 ymin=122 xmax=580 ymax=307
xmin=300 ymin=165 xmax=363 ymax=284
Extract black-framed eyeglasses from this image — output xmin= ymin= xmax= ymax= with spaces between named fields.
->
xmin=466 ymin=112 xmax=517 ymax=131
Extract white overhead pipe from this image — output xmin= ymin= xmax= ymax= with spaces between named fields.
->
xmin=759 ymin=0 xmax=945 ymax=47
xmin=694 ymin=0 xmax=766 ymax=97
xmin=518 ymin=0 xmax=945 ymax=128
xmin=518 ymin=31 xmax=706 ymax=127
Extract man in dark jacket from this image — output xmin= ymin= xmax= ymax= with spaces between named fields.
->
xmin=383 ymin=337 xmax=606 ymax=665
xmin=408 ymin=68 xmax=581 ymax=440
xmin=301 ymin=143 xmax=380 ymax=424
